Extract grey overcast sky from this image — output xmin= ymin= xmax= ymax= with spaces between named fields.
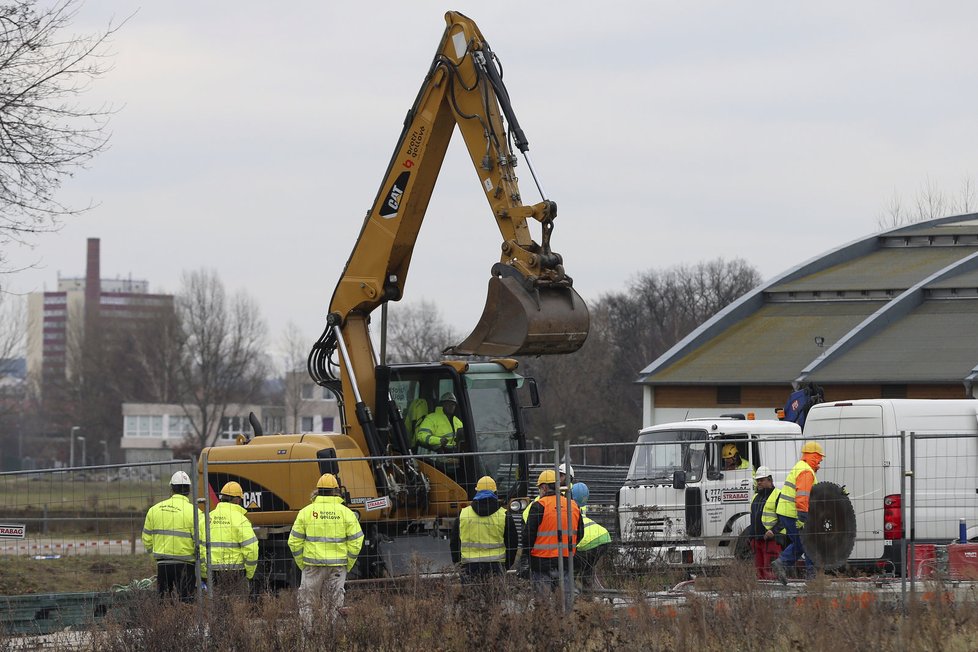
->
xmin=5 ymin=1 xmax=978 ymax=355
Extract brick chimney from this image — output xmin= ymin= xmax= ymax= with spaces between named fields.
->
xmin=85 ymin=237 xmax=100 ymax=328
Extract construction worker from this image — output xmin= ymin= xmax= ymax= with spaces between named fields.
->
xmin=201 ymin=481 xmax=259 ymax=595
xmin=450 ymin=476 xmax=518 ymax=583
xmin=522 ymin=462 xmax=577 ymax=522
xmin=142 ymin=470 xmax=203 ymax=602
xmin=571 ymin=483 xmax=611 ymax=590
xmin=558 ymin=462 xmax=575 ymax=486
xmin=524 ymin=469 xmax=584 ymax=608
xmin=771 ymin=441 xmax=825 ymax=584
xmin=722 ymin=443 xmax=750 ymax=470
xmin=289 ymin=473 xmax=363 ymax=624
xmin=416 ymin=392 xmax=463 ymax=453
xmin=748 ymin=466 xmax=781 ymax=580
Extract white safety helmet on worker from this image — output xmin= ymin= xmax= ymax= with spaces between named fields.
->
xmin=558 ymin=463 xmax=575 ymax=481
xmin=170 ymin=471 xmax=191 ymax=486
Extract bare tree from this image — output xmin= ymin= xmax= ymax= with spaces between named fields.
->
xmin=0 ymin=0 xmax=123 ymax=267
xmin=0 ymin=292 xmax=25 ymax=423
xmin=876 ymin=176 xmax=976 ymax=230
xmin=176 ymin=268 xmax=268 ymax=453
xmin=124 ymin=307 xmax=183 ymax=403
xmin=0 ymin=291 xmax=24 ymax=368
xmin=521 ymin=258 xmax=761 ymax=453
xmin=385 ymin=299 xmax=458 ymax=363
xmin=279 ymin=320 xmax=308 ymax=433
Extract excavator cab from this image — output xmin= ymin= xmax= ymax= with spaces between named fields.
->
xmin=385 ymin=361 xmax=529 ymax=501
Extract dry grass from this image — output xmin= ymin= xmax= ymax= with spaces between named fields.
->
xmin=4 ymin=558 xmax=978 ymax=651
xmin=69 ymin=571 xmax=978 ymax=652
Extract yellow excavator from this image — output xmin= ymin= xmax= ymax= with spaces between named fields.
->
xmin=200 ymin=11 xmax=588 ymax=584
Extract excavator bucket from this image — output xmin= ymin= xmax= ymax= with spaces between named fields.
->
xmin=447 ymin=275 xmax=589 ymax=356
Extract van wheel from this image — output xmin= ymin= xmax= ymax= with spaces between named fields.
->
xmin=734 ymin=530 xmax=752 ymax=561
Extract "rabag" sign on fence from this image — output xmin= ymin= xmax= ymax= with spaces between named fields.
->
xmin=0 ymin=524 xmax=26 ymax=539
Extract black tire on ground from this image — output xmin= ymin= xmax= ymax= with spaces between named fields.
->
xmin=735 ymin=529 xmax=753 ymax=561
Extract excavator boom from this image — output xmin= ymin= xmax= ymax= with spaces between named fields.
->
xmin=326 ymin=11 xmax=588 ymax=360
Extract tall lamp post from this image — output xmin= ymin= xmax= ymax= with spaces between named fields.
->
xmin=77 ymin=436 xmax=86 ymax=467
xmin=69 ymin=426 xmax=81 ymax=468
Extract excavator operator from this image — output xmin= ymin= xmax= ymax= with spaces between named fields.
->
xmin=416 ymin=392 xmax=464 ymax=454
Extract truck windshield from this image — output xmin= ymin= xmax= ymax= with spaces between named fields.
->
xmin=465 ymin=377 xmax=520 ymax=496
xmin=626 ymin=429 xmax=707 ymax=484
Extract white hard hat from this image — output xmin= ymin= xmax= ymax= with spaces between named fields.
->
xmin=558 ymin=463 xmax=575 ymax=480
xmin=754 ymin=466 xmax=773 ymax=480
xmin=170 ymin=471 xmax=191 ymax=485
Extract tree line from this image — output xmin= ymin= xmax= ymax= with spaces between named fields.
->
xmin=1 ymin=258 xmax=759 ymax=466
xmin=388 ymin=258 xmax=761 ymax=461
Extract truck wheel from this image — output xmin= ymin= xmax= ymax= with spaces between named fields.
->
xmin=734 ymin=530 xmax=752 ymax=561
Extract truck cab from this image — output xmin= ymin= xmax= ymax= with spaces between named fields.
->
xmin=617 ymin=418 xmax=801 ymax=566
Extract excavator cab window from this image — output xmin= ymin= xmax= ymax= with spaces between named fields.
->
xmin=388 ymin=369 xmax=467 ymax=455
xmin=386 ymin=364 xmax=527 ymax=499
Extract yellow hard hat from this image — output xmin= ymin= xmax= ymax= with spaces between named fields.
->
xmin=802 ymin=441 xmax=825 ymax=457
xmin=537 ymin=469 xmax=556 ymax=486
xmin=317 ymin=473 xmax=339 ymax=489
xmin=220 ymin=481 xmax=244 ymax=498
xmin=722 ymin=443 xmax=739 ymax=459
xmin=475 ymin=476 xmax=497 ymax=492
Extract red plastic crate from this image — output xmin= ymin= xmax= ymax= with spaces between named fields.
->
xmin=910 ymin=544 xmax=937 ymax=578
xmin=948 ymin=543 xmax=978 ymax=580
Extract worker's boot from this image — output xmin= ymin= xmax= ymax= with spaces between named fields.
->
xmin=771 ymin=558 xmax=788 ymax=586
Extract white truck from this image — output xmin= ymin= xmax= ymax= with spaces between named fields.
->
xmin=616 ymin=418 xmax=802 ymax=567
xmin=802 ymin=398 xmax=978 ymax=573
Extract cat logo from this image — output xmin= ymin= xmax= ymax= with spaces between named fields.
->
xmin=379 ymin=171 xmax=410 ymax=218
xmin=242 ymin=491 xmax=262 ymax=510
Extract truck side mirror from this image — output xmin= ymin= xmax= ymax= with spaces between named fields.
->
xmin=673 ymin=470 xmax=686 ymax=490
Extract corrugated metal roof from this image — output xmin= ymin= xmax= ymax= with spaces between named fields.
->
xmin=646 ymin=301 xmax=886 ymax=384
xmin=768 ymin=248 xmax=972 ymax=293
xmin=806 ymin=299 xmax=978 ymax=382
xmin=927 ymin=267 xmax=978 ymax=290
xmin=890 ymin=218 xmax=978 ymax=237
xmin=638 ymin=214 xmax=978 ymax=389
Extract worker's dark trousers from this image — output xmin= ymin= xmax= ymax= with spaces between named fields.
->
xmin=776 ymin=516 xmax=813 ymax=576
xmin=574 ymin=545 xmax=608 ymax=588
xmin=157 ymin=561 xmax=196 ymax=602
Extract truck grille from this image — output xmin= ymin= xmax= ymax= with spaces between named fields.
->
xmin=630 ymin=516 xmax=669 ymax=535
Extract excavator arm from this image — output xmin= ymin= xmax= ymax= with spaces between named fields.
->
xmin=308 ymin=11 xmax=588 ymax=483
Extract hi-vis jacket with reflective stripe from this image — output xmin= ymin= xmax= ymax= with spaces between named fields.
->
xmin=526 ymin=494 xmax=582 ymax=558
xmin=288 ymin=495 xmax=364 ymax=572
xmin=761 ymin=488 xmax=782 ymax=531
xmin=578 ymin=516 xmax=611 ymax=552
xmin=416 ymin=408 xmax=463 ymax=451
xmin=142 ymin=494 xmax=203 ymax=564
xmin=459 ymin=505 xmax=507 ymax=563
xmin=201 ymin=502 xmax=259 ymax=579
xmin=776 ymin=459 xmax=817 ymax=520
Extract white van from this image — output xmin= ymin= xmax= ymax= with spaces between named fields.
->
xmin=617 ymin=418 xmax=802 ymax=566
xmin=803 ymin=399 xmax=978 ymax=572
